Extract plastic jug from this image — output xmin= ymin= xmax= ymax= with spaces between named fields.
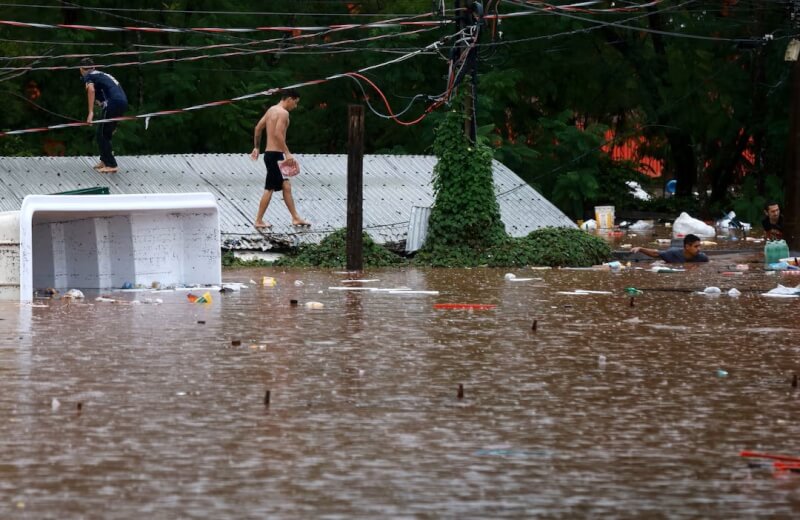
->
xmin=764 ymin=239 xmax=790 ymax=265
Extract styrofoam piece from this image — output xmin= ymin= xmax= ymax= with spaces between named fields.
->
xmin=16 ymin=193 xmax=221 ymax=302
xmin=386 ymin=290 xmax=440 ymax=295
xmin=557 ymin=290 xmax=613 ymax=295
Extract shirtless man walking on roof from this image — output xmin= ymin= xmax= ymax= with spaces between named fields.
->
xmin=250 ymin=89 xmax=310 ymax=229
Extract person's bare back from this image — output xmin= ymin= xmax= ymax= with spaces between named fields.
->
xmin=264 ymin=105 xmax=289 ymax=153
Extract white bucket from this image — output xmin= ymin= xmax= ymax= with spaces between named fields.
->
xmin=594 ymin=206 xmax=615 ymax=229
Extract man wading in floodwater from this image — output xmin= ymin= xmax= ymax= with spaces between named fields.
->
xmin=249 ymin=89 xmax=311 ymax=230
xmin=631 ymin=234 xmax=710 ymax=263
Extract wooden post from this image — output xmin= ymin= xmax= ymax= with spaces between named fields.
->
xmin=786 ymin=53 xmax=800 ymax=250
xmin=346 ymin=105 xmax=365 ymax=271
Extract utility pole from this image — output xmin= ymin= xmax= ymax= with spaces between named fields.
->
xmin=346 ymin=104 xmax=364 ymax=271
xmin=786 ymin=0 xmax=800 ymax=250
xmin=456 ymin=0 xmax=481 ymax=142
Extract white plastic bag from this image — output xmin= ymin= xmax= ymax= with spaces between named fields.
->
xmin=672 ymin=212 xmax=715 ymax=238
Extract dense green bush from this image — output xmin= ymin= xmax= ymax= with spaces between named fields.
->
xmin=274 ymin=228 xmax=405 ymax=268
xmin=519 ymin=227 xmax=611 ymax=267
xmin=412 ymin=227 xmax=610 ymax=268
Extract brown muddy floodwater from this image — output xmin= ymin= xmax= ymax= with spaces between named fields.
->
xmin=2 ymin=256 xmax=800 ymax=518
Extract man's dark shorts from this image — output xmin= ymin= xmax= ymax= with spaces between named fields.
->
xmin=263 ymin=151 xmax=287 ymax=191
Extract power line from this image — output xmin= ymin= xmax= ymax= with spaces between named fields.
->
xmin=0 ymin=14 xmax=443 ymax=34
xmin=0 ymin=11 xmax=441 ymax=62
xmin=0 ymin=26 xmax=440 ymax=72
xmin=0 ymin=29 xmax=462 ymax=137
xmin=0 ymin=37 xmax=114 ymax=46
xmin=0 ymin=2 xmax=440 ymax=18
xmin=497 ymin=0 xmax=774 ymax=44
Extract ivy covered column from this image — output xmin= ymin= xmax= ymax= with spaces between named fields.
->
xmin=420 ymin=109 xmax=506 ymax=259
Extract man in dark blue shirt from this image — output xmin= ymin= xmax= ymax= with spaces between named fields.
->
xmin=79 ymin=58 xmax=128 ymax=173
xmin=631 ymin=234 xmax=710 ymax=263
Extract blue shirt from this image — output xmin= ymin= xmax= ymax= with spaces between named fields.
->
xmin=82 ymin=70 xmax=127 ymax=106
xmin=658 ymin=247 xmax=709 ymax=263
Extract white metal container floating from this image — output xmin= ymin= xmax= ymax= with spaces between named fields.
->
xmin=5 ymin=192 xmax=221 ymax=302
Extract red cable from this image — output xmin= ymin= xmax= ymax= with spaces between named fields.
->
xmin=345 ymin=72 xmax=441 ymax=126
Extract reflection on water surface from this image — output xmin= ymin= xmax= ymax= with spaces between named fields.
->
xmin=2 ymin=263 xmax=800 ymax=518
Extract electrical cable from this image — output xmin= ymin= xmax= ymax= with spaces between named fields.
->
xmin=0 ymin=10 xmax=442 ymax=62
xmin=499 ymin=0 xmax=775 ymax=43
xmin=5 ymin=90 xmax=82 ymax=121
xmin=0 ymin=29 xmax=464 ymax=137
xmin=0 ymin=3 xmax=442 ymax=18
xmin=0 ymin=26 xmax=441 ymax=72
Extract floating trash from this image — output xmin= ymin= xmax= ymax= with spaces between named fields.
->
xmin=434 ymin=303 xmax=497 ymax=310
xmin=63 ymin=289 xmax=85 ymax=299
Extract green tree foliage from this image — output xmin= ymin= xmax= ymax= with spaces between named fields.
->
xmin=0 ymin=0 xmax=793 ymax=219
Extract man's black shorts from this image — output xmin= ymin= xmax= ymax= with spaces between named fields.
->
xmin=263 ymin=151 xmax=286 ymax=191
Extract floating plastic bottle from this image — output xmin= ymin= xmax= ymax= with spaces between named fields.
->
xmin=624 ymin=287 xmax=643 ymax=295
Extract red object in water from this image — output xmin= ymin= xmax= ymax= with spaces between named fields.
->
xmin=434 ymin=303 xmax=497 ymax=310
xmin=740 ymin=450 xmax=800 ymax=463
xmin=774 ymin=462 xmax=800 ymax=471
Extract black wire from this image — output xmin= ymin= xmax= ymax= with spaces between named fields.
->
xmin=0 ymin=2 xmax=436 ymax=18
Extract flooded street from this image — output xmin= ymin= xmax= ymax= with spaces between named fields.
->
xmin=3 ymin=258 xmax=800 ymax=518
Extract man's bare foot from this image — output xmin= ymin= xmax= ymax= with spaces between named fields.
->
xmin=93 ymin=161 xmax=105 ymax=170
xmin=255 ymin=221 xmax=273 ymax=229
xmin=97 ymin=166 xmax=118 ymax=174
xmin=292 ymin=219 xmax=311 ymax=227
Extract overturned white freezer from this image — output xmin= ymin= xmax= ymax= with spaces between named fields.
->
xmin=0 ymin=192 xmax=221 ymax=301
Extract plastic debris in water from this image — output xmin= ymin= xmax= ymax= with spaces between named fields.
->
xmin=63 ymin=288 xmax=85 ymax=299
xmin=305 ymin=301 xmax=324 ymax=309
xmin=121 ymin=281 xmax=133 ymax=289
xmin=195 ymin=292 xmax=212 ymax=304
xmin=51 ymin=398 xmax=61 ymax=411
xmin=262 ymin=276 xmax=277 ymax=287
xmin=598 ymin=354 xmax=606 ymax=368
xmin=504 ymin=273 xmax=516 ymax=280
xmin=625 ymin=287 xmax=643 ymax=295
xmin=727 ymin=288 xmax=741 ymax=297
xmin=703 ymin=286 xmax=722 ymax=294
xmin=294 ymin=280 xmax=304 ymax=287
xmin=717 ymin=369 xmax=729 ymax=377
xmin=434 ymin=303 xmax=497 ymax=310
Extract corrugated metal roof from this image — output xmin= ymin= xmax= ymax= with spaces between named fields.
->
xmin=0 ymin=154 xmax=575 ymax=250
